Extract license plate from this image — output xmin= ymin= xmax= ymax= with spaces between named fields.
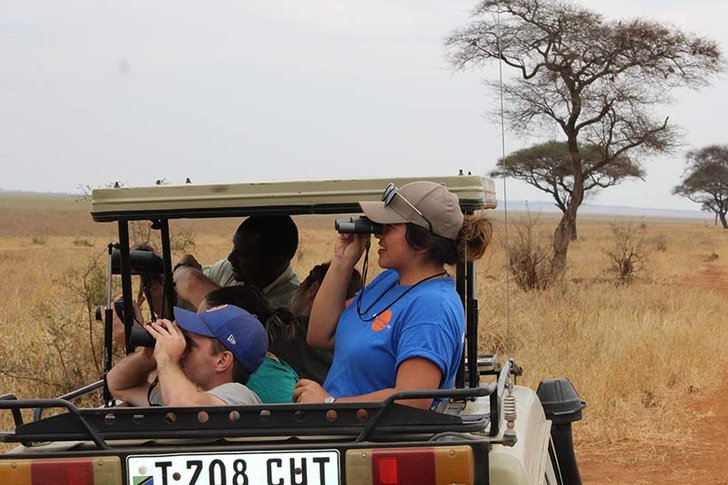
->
xmin=126 ymin=449 xmax=340 ymax=485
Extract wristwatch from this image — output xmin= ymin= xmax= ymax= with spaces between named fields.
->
xmin=324 ymin=395 xmax=336 ymax=404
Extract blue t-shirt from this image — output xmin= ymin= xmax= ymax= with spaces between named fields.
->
xmin=323 ymin=269 xmax=465 ymax=399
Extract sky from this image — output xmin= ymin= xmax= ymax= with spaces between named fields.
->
xmin=1 ymin=0 xmax=726 ymax=211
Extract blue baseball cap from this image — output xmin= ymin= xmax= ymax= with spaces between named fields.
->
xmin=174 ymin=305 xmax=268 ymax=374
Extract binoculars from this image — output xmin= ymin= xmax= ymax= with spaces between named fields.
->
xmin=335 ymin=216 xmax=383 ymax=234
xmin=95 ymin=299 xmax=156 ymax=348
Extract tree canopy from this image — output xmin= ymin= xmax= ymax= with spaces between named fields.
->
xmin=673 ymin=145 xmax=728 ymax=228
xmin=446 ymin=0 xmax=724 ymax=275
xmin=492 ymin=140 xmax=644 ymax=214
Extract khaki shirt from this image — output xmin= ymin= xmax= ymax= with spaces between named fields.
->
xmin=203 ymin=259 xmax=300 ymax=310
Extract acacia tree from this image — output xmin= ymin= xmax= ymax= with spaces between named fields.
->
xmin=445 ymin=0 xmax=723 ymax=276
xmin=673 ymin=145 xmax=728 ymax=228
xmin=491 ymin=140 xmax=645 ymax=239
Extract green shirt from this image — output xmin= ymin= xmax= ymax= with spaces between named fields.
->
xmin=246 ymin=356 xmax=300 ymax=403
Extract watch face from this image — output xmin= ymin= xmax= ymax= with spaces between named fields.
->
xmin=324 ymin=396 xmax=335 ymax=404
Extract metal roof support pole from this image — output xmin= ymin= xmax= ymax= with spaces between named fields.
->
xmin=455 ymin=261 xmax=466 ymax=389
xmin=102 ymin=244 xmax=114 ymax=407
xmin=467 ymin=258 xmax=479 ymax=389
xmin=156 ymin=219 xmax=175 ymax=319
xmin=118 ymin=221 xmax=134 ymax=355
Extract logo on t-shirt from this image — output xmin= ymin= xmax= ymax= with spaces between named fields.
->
xmin=371 ymin=309 xmax=393 ymax=332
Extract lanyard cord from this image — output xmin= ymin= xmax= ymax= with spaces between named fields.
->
xmin=356 ymin=270 xmax=447 ymax=322
xmin=147 ymin=376 xmax=161 ymax=407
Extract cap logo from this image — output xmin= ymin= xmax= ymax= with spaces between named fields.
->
xmin=207 ymin=304 xmax=228 ymax=312
xmin=227 ymin=334 xmax=237 ymax=345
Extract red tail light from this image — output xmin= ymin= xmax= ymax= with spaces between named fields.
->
xmin=0 ymin=457 xmax=121 ymax=485
xmin=33 ymin=459 xmax=93 ymax=484
xmin=373 ymin=449 xmax=435 ymax=485
xmin=346 ymin=445 xmax=474 ymax=485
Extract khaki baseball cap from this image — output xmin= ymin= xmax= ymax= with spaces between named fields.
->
xmin=359 ymin=181 xmax=464 ymax=240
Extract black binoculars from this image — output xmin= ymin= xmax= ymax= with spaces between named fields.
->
xmin=110 ymin=248 xmax=164 ymax=275
xmin=94 ymin=299 xmax=156 ymax=348
xmin=335 ymin=216 xmax=383 ymax=234
xmin=95 ymin=299 xmax=125 ymax=323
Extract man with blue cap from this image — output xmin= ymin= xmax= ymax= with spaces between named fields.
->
xmin=108 ymin=305 xmax=268 ymax=406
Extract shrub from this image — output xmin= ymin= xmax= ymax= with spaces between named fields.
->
xmin=604 ymin=222 xmax=650 ymax=284
xmin=73 ymin=237 xmax=94 ymax=247
xmin=0 ymin=253 xmax=110 ymax=398
xmin=170 ymin=229 xmax=196 ymax=254
xmin=505 ymin=213 xmax=554 ymax=290
xmin=649 ymin=233 xmax=668 ymax=252
xmin=128 ymin=222 xmax=196 ymax=255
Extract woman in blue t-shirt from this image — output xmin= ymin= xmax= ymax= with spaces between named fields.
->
xmin=293 ymin=181 xmax=492 ymax=409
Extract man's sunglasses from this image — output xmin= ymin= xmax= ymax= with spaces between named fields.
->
xmin=382 ymin=183 xmax=433 ymax=234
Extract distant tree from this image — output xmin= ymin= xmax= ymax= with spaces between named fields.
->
xmin=673 ymin=145 xmax=728 ymax=228
xmin=491 ymin=141 xmax=645 ymax=239
xmin=445 ymin=0 xmax=723 ymax=276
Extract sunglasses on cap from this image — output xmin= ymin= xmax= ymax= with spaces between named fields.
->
xmin=381 ymin=183 xmax=434 ymax=234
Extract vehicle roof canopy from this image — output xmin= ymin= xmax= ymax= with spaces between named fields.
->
xmin=91 ymin=175 xmax=497 ymax=222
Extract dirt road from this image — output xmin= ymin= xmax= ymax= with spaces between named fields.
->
xmin=580 ymin=263 xmax=728 ymax=484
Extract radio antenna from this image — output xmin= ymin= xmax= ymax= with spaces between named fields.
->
xmin=495 ymin=1 xmax=513 ymax=356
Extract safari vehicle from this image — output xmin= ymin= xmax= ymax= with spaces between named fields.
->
xmin=1 ymin=175 xmax=585 ymax=484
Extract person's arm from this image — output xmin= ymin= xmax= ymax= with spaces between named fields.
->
xmin=146 ymin=320 xmax=227 ymax=406
xmin=155 ymin=363 xmax=227 ymax=406
xmin=307 ymin=233 xmax=368 ymax=350
xmin=106 ymin=347 xmax=157 ymax=406
xmin=293 ymin=358 xmax=441 ymax=410
xmin=173 ymin=266 xmax=220 ymax=309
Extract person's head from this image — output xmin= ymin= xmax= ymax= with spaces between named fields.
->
xmin=173 ymin=305 xmax=268 ymax=386
xmin=200 ymin=285 xmax=298 ymax=346
xmin=291 ymin=262 xmax=363 ymax=317
xmin=359 ymin=181 xmax=492 ymax=269
xmin=227 ymin=216 xmax=299 ymax=289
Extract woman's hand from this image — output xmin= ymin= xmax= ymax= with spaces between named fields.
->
xmin=293 ymin=379 xmax=332 ymax=404
xmin=333 ymin=233 xmax=369 ymax=268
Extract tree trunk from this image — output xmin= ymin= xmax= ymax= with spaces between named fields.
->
xmin=552 ymin=137 xmax=584 ymax=276
xmin=557 ymin=209 xmax=578 ymax=240
xmin=720 ymin=211 xmax=728 ymax=229
xmin=552 ymin=200 xmax=582 ymax=276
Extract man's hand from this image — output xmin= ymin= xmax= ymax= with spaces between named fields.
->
xmin=293 ymin=379 xmax=331 ymax=404
xmin=172 ymin=264 xmax=221 ymax=309
xmin=146 ymin=319 xmax=187 ymax=369
xmin=174 ymin=254 xmax=203 ymax=272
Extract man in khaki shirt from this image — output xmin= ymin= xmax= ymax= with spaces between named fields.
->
xmin=174 ymin=216 xmax=300 ymax=310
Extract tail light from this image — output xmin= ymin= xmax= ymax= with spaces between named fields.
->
xmin=0 ymin=456 xmax=121 ymax=485
xmin=346 ymin=445 xmax=474 ymax=485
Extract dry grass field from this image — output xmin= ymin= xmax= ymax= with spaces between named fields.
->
xmin=1 ymin=192 xmax=728 ymax=477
